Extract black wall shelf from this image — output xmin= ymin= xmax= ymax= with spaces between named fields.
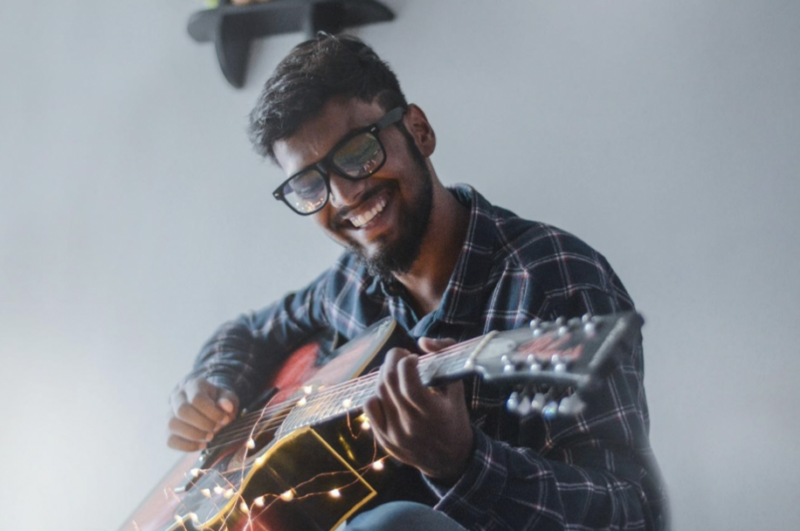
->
xmin=187 ymin=0 xmax=394 ymax=88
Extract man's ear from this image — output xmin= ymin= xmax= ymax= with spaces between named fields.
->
xmin=404 ymin=104 xmax=436 ymax=158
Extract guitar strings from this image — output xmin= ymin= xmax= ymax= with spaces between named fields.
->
xmin=236 ymin=334 xmax=479 ymax=421
xmin=222 ymin=338 xmax=478 ymax=434
xmin=207 ymin=370 xmax=385 ymax=448
xmin=205 ymin=338 xmax=484 ymax=448
xmin=210 ymin=351 xmax=496 ymax=451
xmin=206 ymin=341 xmax=482 ymax=448
xmin=207 ymin=346 xmax=481 ymax=449
xmin=214 ymin=345 xmax=474 ymax=444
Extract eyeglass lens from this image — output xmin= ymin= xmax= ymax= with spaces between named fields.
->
xmin=282 ymin=131 xmax=385 ymax=214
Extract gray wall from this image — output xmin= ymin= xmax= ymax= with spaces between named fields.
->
xmin=1 ymin=1 xmax=798 ymax=530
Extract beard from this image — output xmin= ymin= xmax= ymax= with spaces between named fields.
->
xmin=346 ymin=129 xmax=433 ymax=282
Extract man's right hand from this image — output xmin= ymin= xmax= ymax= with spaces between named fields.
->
xmin=168 ymin=378 xmax=240 ymax=451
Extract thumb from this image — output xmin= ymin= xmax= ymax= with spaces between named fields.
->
xmin=418 ymin=337 xmax=457 ymax=353
xmin=217 ymin=390 xmax=239 ymax=417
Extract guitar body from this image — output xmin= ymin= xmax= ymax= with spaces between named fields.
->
xmin=120 ymin=312 xmax=643 ymax=531
xmin=121 ymin=317 xmax=419 ymax=531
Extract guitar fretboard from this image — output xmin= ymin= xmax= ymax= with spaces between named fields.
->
xmin=276 ymin=340 xmax=479 ymax=436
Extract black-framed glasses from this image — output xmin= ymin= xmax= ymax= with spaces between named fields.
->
xmin=273 ymin=107 xmax=406 ymax=215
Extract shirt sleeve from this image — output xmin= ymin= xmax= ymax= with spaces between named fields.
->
xmin=182 ymin=269 xmax=331 ymax=408
xmin=424 ymin=288 xmax=667 ymax=531
xmin=427 ymin=429 xmax=652 ymax=531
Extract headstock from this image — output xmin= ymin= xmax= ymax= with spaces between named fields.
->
xmin=464 ymin=311 xmax=643 ymax=418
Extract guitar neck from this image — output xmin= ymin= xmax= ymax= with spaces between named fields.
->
xmin=277 ymin=341 xmax=479 ymax=436
xmin=275 ymin=311 xmax=640 ymax=436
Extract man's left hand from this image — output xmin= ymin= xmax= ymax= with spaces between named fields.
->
xmin=364 ymin=338 xmax=474 ymax=483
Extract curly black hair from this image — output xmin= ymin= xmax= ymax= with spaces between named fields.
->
xmin=249 ymin=33 xmax=408 ymax=161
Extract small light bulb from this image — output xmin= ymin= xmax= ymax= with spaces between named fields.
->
xmin=190 ymin=468 xmax=201 ymax=478
xmin=253 ymin=496 xmax=265 ymax=507
xmin=280 ymin=490 xmax=294 ymax=502
xmin=224 ymin=488 xmax=234 ymax=499
xmin=189 ymin=513 xmax=199 ymax=525
xmin=239 ymin=502 xmax=249 ymax=514
xmin=303 ymin=385 xmax=313 ymax=394
xmin=213 ymin=486 xmax=224 ymax=495
xmin=297 ymin=397 xmax=308 ymax=407
xmin=342 ymin=398 xmax=353 ymax=408
xmin=329 ymin=488 xmax=341 ymax=498
xmin=255 ymin=454 xmax=267 ymax=466
xmin=372 ymin=460 xmax=385 ymax=471
xmin=246 ymin=438 xmax=256 ymax=449
xmin=201 ymin=488 xmax=211 ymax=498
xmin=360 ymin=419 xmax=371 ymax=431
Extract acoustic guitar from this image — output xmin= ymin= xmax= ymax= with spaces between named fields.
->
xmin=120 ymin=312 xmax=643 ymax=531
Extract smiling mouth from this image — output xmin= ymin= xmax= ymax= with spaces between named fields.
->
xmin=342 ymin=188 xmax=392 ymax=229
xmin=349 ymin=196 xmax=388 ymax=228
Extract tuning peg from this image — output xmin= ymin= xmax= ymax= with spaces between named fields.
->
xmin=529 ymin=318 xmax=542 ymax=330
xmin=555 ymin=317 xmax=566 ymax=326
xmin=584 ymin=321 xmax=596 ymax=337
xmin=543 ymin=401 xmax=559 ymax=419
xmin=506 ymin=392 xmax=520 ymax=413
xmin=558 ymin=325 xmax=569 ymax=337
xmin=557 ymin=395 xmax=571 ymax=415
xmin=557 ymin=394 xmax=586 ymax=416
xmin=526 ymin=355 xmax=542 ymax=372
xmin=551 ymin=353 xmax=567 ymax=373
xmin=530 ymin=392 xmax=546 ymax=413
xmin=581 ymin=313 xmax=592 ymax=324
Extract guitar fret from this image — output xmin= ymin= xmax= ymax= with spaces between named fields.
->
xmin=312 ymin=394 xmax=327 ymax=421
xmin=442 ymin=356 xmax=468 ymax=376
xmin=288 ymin=350 xmax=474 ymax=432
xmin=282 ymin=333 xmax=502 ymax=433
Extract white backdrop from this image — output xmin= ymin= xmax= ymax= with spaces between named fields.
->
xmin=1 ymin=1 xmax=799 ymax=530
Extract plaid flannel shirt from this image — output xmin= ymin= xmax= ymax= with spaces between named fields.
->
xmin=192 ymin=185 xmax=667 ymax=531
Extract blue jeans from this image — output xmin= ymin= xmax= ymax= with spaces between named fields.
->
xmin=346 ymin=501 xmax=469 ymax=531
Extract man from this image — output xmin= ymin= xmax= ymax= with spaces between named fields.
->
xmin=167 ymin=34 xmax=667 ymax=530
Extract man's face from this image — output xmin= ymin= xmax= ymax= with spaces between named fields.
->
xmin=273 ymin=98 xmax=434 ymax=279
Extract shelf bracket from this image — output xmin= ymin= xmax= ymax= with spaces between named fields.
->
xmin=187 ymin=0 xmax=395 ymax=88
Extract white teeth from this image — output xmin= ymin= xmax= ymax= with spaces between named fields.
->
xmin=350 ymin=196 xmax=387 ymax=228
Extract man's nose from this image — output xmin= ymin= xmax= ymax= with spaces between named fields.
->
xmin=327 ymin=173 xmax=366 ymax=209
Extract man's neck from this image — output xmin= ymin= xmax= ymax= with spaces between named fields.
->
xmin=394 ymin=184 xmax=469 ymax=317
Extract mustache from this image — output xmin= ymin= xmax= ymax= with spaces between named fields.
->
xmin=333 ymin=183 xmax=395 ymax=226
